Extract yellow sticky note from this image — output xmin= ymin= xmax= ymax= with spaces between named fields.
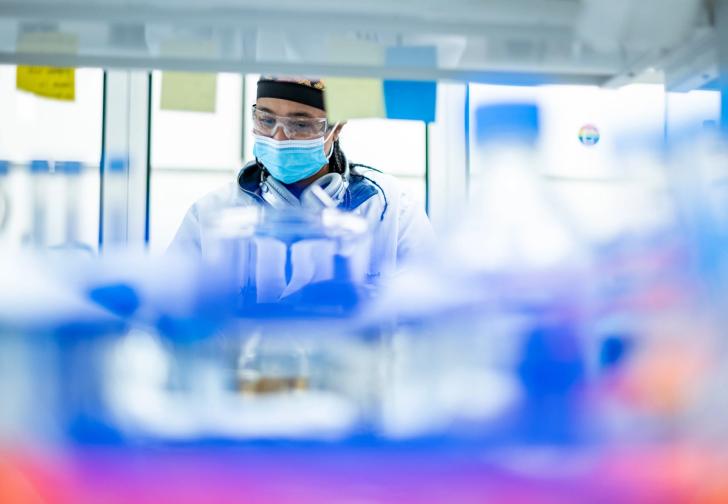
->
xmin=159 ymin=40 xmax=217 ymax=113
xmin=16 ymin=31 xmax=78 ymax=102
xmin=324 ymin=77 xmax=385 ymax=123
xmin=160 ymin=71 xmax=217 ymax=113
xmin=17 ymin=66 xmax=75 ymax=101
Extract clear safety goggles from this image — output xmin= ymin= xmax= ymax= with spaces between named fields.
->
xmin=252 ymin=105 xmax=333 ymax=140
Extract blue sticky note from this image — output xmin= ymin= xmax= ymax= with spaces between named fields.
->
xmin=384 ymin=46 xmax=437 ymax=123
xmin=384 ymin=80 xmax=437 ymax=123
xmin=475 ymin=103 xmax=540 ymax=145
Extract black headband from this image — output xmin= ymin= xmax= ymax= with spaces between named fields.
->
xmin=256 ymin=80 xmax=325 ymax=111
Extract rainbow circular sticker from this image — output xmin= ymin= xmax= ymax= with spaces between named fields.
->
xmin=578 ymin=124 xmax=600 ymax=146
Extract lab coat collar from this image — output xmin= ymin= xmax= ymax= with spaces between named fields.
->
xmin=237 ymin=161 xmax=264 ymax=194
xmin=236 ymin=160 xmax=379 ymax=212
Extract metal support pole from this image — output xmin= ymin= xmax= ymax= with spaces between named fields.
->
xmin=100 ymin=69 xmax=151 ymax=250
xmin=426 ymin=82 xmax=469 ymax=233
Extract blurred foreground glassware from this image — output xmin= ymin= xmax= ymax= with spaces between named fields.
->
xmin=205 ymin=206 xmax=371 ymax=313
xmin=237 ymin=330 xmax=309 ymax=395
xmin=0 ymin=160 xmax=9 ymax=240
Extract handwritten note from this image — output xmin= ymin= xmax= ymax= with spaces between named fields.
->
xmin=322 ymin=37 xmax=386 ymax=122
xmin=160 ymin=40 xmax=217 ymax=113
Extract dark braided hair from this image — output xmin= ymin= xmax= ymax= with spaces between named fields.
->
xmin=328 ymin=139 xmax=348 ymax=175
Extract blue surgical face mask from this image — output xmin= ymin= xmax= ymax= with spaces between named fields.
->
xmin=253 ymin=131 xmax=335 ymax=184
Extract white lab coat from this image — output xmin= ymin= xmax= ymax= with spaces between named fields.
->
xmin=168 ymin=168 xmax=435 ymax=300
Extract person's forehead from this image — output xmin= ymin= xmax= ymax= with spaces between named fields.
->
xmin=256 ymin=97 xmax=325 ymax=118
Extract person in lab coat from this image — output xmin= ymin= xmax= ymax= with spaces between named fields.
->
xmin=169 ymin=76 xmax=434 ymax=297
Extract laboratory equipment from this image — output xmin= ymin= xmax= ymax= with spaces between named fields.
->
xmin=98 ymin=318 xmax=382 ymax=440
xmin=0 ymin=160 xmax=9 ymax=236
xmin=103 ymin=157 xmax=129 ymax=249
xmin=56 ymin=161 xmax=83 ymax=245
xmin=2 ymin=145 xmax=728 ymax=503
xmin=237 ymin=330 xmax=310 ymax=394
xmin=3 ymin=1 xmax=728 ymax=503
xmin=87 ymin=206 xmax=381 ymax=440
xmin=463 ymin=102 xmax=589 ymax=271
xmin=28 ymin=159 xmax=51 ymax=248
xmin=204 ymin=205 xmax=371 ymax=312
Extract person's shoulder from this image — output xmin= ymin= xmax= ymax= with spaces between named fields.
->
xmin=352 ymin=165 xmax=397 ymax=184
xmin=350 ymin=165 xmax=402 ymax=195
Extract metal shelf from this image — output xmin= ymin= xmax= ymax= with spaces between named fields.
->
xmin=0 ymin=0 xmax=715 ymax=88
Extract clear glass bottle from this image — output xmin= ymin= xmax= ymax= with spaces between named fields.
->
xmin=205 ymin=206 xmax=371 ymax=310
xmin=56 ymin=161 xmax=83 ymax=245
xmin=28 ymin=159 xmax=53 ymax=248
xmin=104 ymin=157 xmax=128 ymax=249
xmin=0 ymin=160 xmax=9 ymax=242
